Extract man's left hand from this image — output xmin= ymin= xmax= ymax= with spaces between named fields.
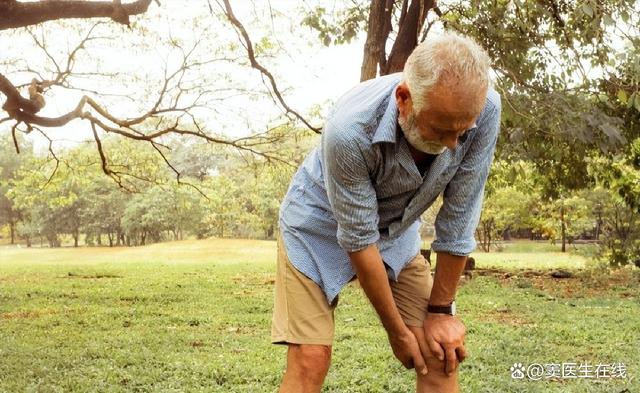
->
xmin=422 ymin=312 xmax=468 ymax=376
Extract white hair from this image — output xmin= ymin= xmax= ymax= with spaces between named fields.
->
xmin=402 ymin=31 xmax=491 ymax=111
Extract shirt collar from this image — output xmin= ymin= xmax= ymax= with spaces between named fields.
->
xmin=372 ymin=85 xmax=400 ymax=144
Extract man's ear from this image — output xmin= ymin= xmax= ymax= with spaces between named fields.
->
xmin=395 ymin=82 xmax=412 ymax=119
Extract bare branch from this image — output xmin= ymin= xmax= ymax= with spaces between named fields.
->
xmin=11 ymin=121 xmax=21 ymax=154
xmin=217 ymin=0 xmax=322 ymax=133
xmin=32 ymin=126 xmax=60 ymax=188
xmin=91 ymin=121 xmax=111 ymax=176
xmin=147 ymin=141 xmax=210 ymax=200
xmin=2 ymin=12 xmax=295 ymax=192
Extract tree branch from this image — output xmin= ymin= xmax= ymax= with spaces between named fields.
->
xmin=218 ymin=0 xmax=321 ymax=133
xmin=0 ymin=73 xmax=42 ymax=114
xmin=11 ymin=121 xmax=21 ymax=154
xmin=2 ymin=7 xmax=293 ymax=193
xmin=0 ymin=0 xmax=155 ymax=30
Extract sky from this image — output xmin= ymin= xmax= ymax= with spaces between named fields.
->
xmin=0 ymin=0 xmax=366 ymax=153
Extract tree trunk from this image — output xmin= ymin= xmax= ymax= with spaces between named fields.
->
xmin=382 ymin=0 xmax=435 ymax=75
xmin=9 ymin=221 xmax=15 ymax=244
xmin=361 ymin=0 xmax=437 ymax=80
xmin=361 ymin=0 xmax=393 ymax=81
xmin=479 ymin=220 xmax=492 ymax=252
xmin=560 ymin=203 xmax=566 ymax=252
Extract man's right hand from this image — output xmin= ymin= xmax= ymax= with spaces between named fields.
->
xmin=388 ymin=327 xmax=429 ymax=376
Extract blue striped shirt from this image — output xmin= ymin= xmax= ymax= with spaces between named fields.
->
xmin=280 ymin=72 xmax=501 ymax=304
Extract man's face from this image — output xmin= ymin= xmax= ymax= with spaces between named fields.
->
xmin=397 ymin=81 xmax=486 ymax=154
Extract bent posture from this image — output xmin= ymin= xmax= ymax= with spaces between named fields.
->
xmin=272 ymin=32 xmax=501 ymax=393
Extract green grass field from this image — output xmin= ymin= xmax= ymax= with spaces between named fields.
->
xmin=1 ymin=239 xmax=639 ymax=392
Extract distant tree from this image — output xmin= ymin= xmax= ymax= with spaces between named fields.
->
xmin=237 ymin=164 xmax=295 ymax=239
xmin=0 ymin=132 xmax=31 ymax=244
xmin=121 ymin=190 xmax=165 ymax=246
xmin=587 ymin=141 xmax=640 ymax=265
xmin=591 ymin=138 xmax=640 ymax=213
xmin=163 ymin=182 xmax=203 ymax=241
xmin=80 ymin=175 xmax=128 ymax=247
xmin=8 ymin=150 xmax=91 ymax=247
xmin=535 ymin=195 xmax=593 ymax=252
xmin=478 ymin=187 xmax=537 ymax=252
xmin=197 ymin=175 xmax=242 ymax=239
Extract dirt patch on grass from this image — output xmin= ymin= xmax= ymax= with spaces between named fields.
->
xmin=62 ymin=272 xmax=122 ymax=279
xmin=1 ymin=308 xmax=56 ymax=320
xmin=473 ymin=267 xmax=640 ymax=298
xmin=486 ymin=307 xmax=536 ymax=326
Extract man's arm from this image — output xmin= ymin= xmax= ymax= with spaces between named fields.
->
xmin=425 ymin=91 xmax=502 ymax=375
xmin=423 ymin=252 xmax=468 ymax=376
xmin=429 ymin=252 xmax=467 ymax=307
xmin=322 ymin=119 xmax=427 ymax=373
xmin=349 ymin=244 xmax=428 ymax=375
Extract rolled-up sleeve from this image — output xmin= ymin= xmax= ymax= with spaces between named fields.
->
xmin=431 ymin=92 xmax=501 ymax=256
xmin=322 ymin=122 xmax=379 ymax=252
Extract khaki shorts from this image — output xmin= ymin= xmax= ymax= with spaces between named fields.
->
xmin=271 ymin=236 xmax=433 ymax=346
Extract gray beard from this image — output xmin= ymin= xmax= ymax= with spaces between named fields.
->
xmin=398 ymin=111 xmax=447 ymax=155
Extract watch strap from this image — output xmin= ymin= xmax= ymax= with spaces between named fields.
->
xmin=427 ymin=301 xmax=456 ymax=315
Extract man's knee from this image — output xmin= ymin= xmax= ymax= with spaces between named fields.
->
xmin=286 ymin=344 xmax=332 ymax=383
xmin=424 ymin=354 xmax=457 ymax=379
xmin=417 ymin=355 xmax=459 ymax=393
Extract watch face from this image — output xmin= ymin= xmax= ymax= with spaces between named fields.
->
xmin=451 ymin=301 xmax=456 ymax=315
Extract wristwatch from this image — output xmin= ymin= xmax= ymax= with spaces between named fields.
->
xmin=427 ymin=300 xmax=456 ymax=316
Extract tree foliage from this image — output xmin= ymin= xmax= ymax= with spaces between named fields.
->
xmin=1 ymin=127 xmax=310 ymax=247
xmin=302 ymin=0 xmax=639 ymax=192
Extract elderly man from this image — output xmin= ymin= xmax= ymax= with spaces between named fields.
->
xmin=272 ymin=32 xmax=500 ymax=393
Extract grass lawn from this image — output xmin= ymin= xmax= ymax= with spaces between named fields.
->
xmin=1 ymin=239 xmax=639 ymax=392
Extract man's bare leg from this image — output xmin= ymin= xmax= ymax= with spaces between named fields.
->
xmin=408 ymin=326 xmax=460 ymax=393
xmin=279 ymin=343 xmax=332 ymax=393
